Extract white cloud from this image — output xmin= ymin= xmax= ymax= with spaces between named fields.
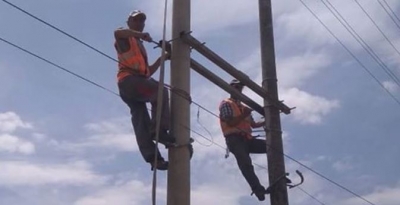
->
xmin=140 ymin=0 xmax=259 ymax=37
xmin=72 ymin=154 xmax=336 ymax=205
xmin=0 ymin=160 xmax=106 ymax=186
xmin=191 ymin=183 xmax=243 ymax=205
xmin=70 ymin=118 xmax=138 ymax=152
xmin=281 ymin=88 xmax=340 ymax=124
xmin=74 ymin=180 xmax=153 ymax=205
xmin=383 ymin=80 xmax=399 ymax=93
xmin=277 ymin=51 xmax=331 ymax=88
xmin=0 ymin=112 xmax=32 ymax=133
xmin=72 ymin=157 xmax=237 ymax=205
xmin=276 ymin=2 xmax=336 ymax=47
xmin=83 ymin=133 xmax=136 ymax=152
xmin=332 ymin=158 xmax=355 ymax=172
xmin=316 ymin=155 xmax=329 ymax=161
xmin=275 ymin=0 xmax=400 ymax=72
xmin=235 ymin=48 xmax=332 ymax=88
xmin=0 ymin=134 xmax=35 ymax=155
xmin=234 ymin=49 xmax=338 ymax=125
xmin=191 ymin=0 xmax=258 ymax=35
xmin=340 ymin=185 xmax=400 ymax=205
xmin=32 ymin=133 xmax=47 ymax=141
xmin=235 ymin=50 xmax=262 ymax=79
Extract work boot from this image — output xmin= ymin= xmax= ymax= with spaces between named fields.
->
xmin=152 ymin=130 xmax=195 ymax=150
xmin=252 ymin=186 xmax=266 ymax=201
xmin=151 ymin=129 xmax=176 ymax=147
xmin=164 ymin=138 xmax=194 ymax=159
xmin=150 ymin=159 xmax=169 ymax=171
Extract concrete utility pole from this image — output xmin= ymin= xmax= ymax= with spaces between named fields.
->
xmin=258 ymin=0 xmax=290 ymax=205
xmin=167 ymin=0 xmax=191 ymax=204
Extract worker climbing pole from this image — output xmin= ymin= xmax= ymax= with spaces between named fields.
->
xmin=113 ymin=7 xmax=192 ymax=205
xmin=217 ymin=80 xmax=303 ymax=201
xmin=218 ymin=79 xmax=270 ymax=201
xmin=114 ymin=10 xmax=174 ymax=172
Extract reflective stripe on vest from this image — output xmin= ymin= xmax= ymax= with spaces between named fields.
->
xmin=115 ymin=37 xmax=149 ymax=79
xmin=219 ymin=99 xmax=252 ymax=139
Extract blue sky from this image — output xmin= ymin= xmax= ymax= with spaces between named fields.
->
xmin=1 ymin=0 xmax=400 ymax=204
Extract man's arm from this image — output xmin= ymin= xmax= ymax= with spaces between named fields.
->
xmin=148 ymin=41 xmax=172 ymax=75
xmin=251 ymin=118 xmax=265 ymax=128
xmin=148 ymin=52 xmax=170 ymax=76
xmin=220 ymin=103 xmax=251 ymax=127
xmin=114 ymin=28 xmax=152 ymax=41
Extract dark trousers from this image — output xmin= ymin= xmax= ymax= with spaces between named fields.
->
xmin=226 ymin=134 xmax=267 ymax=191
xmin=118 ymin=75 xmax=174 ymax=163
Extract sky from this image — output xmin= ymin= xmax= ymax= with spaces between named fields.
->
xmin=0 ymin=0 xmax=400 ymax=204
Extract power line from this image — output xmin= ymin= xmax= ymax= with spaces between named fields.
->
xmin=296 ymin=1 xmax=383 ymax=204
xmin=4 ymin=0 xmax=398 ymax=108
xmin=0 ymin=32 xmax=228 ymax=167
xmin=194 ymin=108 xmax=214 ymax=147
xmin=381 ymin=0 xmax=400 ymax=23
xmin=0 ymin=36 xmax=119 ymax=97
xmin=1 ymin=0 xmax=118 ymax=63
xmin=354 ymin=0 xmax=400 ymax=60
xmin=298 ymin=0 xmax=400 ymax=108
xmin=0 ymin=34 xmax=326 ymax=205
xmin=297 ymin=187 xmax=326 ymax=205
xmin=0 ymin=34 xmax=208 ymax=146
xmin=322 ymin=0 xmax=400 ymax=87
xmin=282 ymin=150 xmax=375 ymax=205
xmin=377 ymin=0 xmax=400 ymax=31
xmin=1 ymin=0 xmax=232 ymax=114
xmin=0 ymin=34 xmax=215 ymax=148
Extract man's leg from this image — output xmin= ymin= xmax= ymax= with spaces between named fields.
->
xmin=118 ymin=76 xmax=167 ymax=170
xmin=249 ymin=138 xmax=267 ymax=154
xmin=120 ymin=76 xmax=192 ymax=157
xmin=127 ymin=101 xmax=163 ymax=162
xmin=129 ymin=77 xmax=170 ymax=131
xmin=226 ymin=135 xmax=265 ymax=200
xmin=151 ymin=85 xmax=170 ymax=131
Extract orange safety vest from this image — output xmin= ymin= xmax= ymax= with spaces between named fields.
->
xmin=219 ymin=98 xmax=252 ymax=139
xmin=115 ymin=37 xmax=149 ymax=81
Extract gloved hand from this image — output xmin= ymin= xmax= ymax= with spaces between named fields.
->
xmin=158 ymin=40 xmax=172 ymax=54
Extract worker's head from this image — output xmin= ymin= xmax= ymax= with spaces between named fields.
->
xmin=230 ymin=79 xmax=244 ymax=92
xmin=127 ymin=10 xmax=146 ymax=31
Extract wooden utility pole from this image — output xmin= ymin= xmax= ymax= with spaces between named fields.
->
xmin=258 ymin=0 xmax=290 ymax=205
xmin=167 ymin=0 xmax=191 ymax=204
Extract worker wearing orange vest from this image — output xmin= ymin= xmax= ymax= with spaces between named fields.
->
xmin=114 ymin=10 xmax=174 ymax=171
xmin=219 ymin=79 xmax=268 ymax=201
